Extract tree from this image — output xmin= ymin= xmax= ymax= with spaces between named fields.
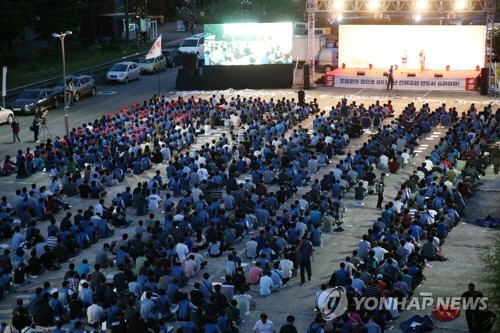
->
xmin=478 ymin=231 xmax=500 ymax=330
xmin=34 ymin=0 xmax=84 ymax=42
xmin=493 ymin=27 xmax=500 ymax=63
xmin=0 ymin=1 xmax=36 ymax=52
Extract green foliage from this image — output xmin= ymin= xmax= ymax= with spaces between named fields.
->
xmin=478 ymin=231 xmax=500 ymax=325
xmin=0 ymin=1 xmax=36 ymax=51
xmin=0 ymin=53 xmax=20 ymax=67
xmin=493 ymin=27 xmax=500 ymax=63
xmin=34 ymin=0 xmax=83 ymax=41
xmin=485 ymin=143 xmax=500 ymax=175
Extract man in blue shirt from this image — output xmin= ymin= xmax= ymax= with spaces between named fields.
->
xmin=310 ymin=224 xmax=322 ymax=246
xmin=297 ymin=236 xmax=315 ymax=285
xmin=335 ymin=262 xmax=349 ymax=286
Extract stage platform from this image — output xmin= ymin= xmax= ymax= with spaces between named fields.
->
xmin=324 ymin=68 xmax=480 ymax=91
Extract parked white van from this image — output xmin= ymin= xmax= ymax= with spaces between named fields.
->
xmin=178 ymin=33 xmax=205 ymax=60
xmin=316 ymin=47 xmax=339 ymax=72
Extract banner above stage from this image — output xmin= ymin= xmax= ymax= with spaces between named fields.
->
xmin=325 ymin=74 xmax=478 ymax=91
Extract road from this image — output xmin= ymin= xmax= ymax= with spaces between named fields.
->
xmin=0 ymin=68 xmax=179 ymax=156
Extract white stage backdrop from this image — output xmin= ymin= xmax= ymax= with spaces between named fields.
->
xmin=339 ymin=25 xmax=486 ymax=70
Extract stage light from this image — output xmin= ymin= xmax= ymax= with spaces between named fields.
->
xmin=414 ymin=13 xmax=421 ymax=22
xmin=333 ymin=0 xmax=344 ymax=10
xmin=455 ymin=0 xmax=466 ymax=10
xmin=337 ymin=14 xmax=343 ymax=22
xmin=368 ymin=0 xmax=379 ymax=11
xmin=415 ymin=0 xmax=427 ymax=10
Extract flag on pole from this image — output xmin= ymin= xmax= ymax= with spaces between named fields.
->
xmin=145 ymin=34 xmax=162 ymax=60
xmin=2 ymin=66 xmax=6 ymax=97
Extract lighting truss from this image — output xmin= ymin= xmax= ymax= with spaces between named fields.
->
xmin=313 ymin=0 xmax=492 ymax=13
xmin=305 ymin=0 xmax=496 ymax=83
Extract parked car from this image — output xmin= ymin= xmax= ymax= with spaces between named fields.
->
xmin=178 ymin=33 xmax=205 ymax=60
xmin=53 ymin=75 xmax=96 ymax=103
xmin=11 ymin=89 xmax=59 ymax=115
xmin=106 ymin=62 xmax=141 ymax=84
xmin=163 ymin=48 xmax=183 ymax=67
xmin=316 ymin=47 xmax=339 ymax=73
xmin=139 ymin=54 xmax=167 ymax=74
xmin=0 ymin=106 xmax=14 ymax=124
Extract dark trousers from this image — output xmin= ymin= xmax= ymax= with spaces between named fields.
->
xmin=33 ymin=127 xmax=39 ymax=141
xmin=465 ymin=311 xmax=479 ymax=332
xmin=377 ymin=192 xmax=384 ymax=209
xmin=387 ymin=76 xmax=394 ymax=90
xmin=299 ymin=260 xmax=312 ymax=284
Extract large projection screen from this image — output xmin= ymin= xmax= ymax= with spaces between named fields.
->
xmin=204 ymin=23 xmax=293 ymax=65
xmin=339 ymin=25 xmax=486 ymax=70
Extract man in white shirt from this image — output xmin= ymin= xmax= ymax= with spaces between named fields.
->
xmin=253 ymin=313 xmax=275 ymax=333
xmin=176 ymin=241 xmax=190 ymax=263
xmin=379 ymin=154 xmax=389 ymax=169
xmin=246 ymin=238 xmax=258 ymax=259
xmin=197 ymin=164 xmax=209 ymax=181
xmin=259 ymin=272 xmax=274 ymax=297
xmin=423 ymin=156 xmax=433 ymax=171
xmin=373 ymin=242 xmax=389 ymax=262
xmin=279 ymin=253 xmax=293 ymax=284
xmin=148 ymin=190 xmax=162 ymax=211
xmin=400 ymin=149 xmax=411 ymax=166
xmin=404 ymin=240 xmax=415 ymax=254
xmin=391 ymin=197 xmax=405 ymax=214
xmin=87 ymin=300 xmax=104 ymax=325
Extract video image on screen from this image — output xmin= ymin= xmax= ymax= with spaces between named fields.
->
xmin=204 ymin=22 xmax=293 ymax=66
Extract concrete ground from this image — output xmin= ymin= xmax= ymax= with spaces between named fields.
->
xmin=0 ymin=83 xmax=498 ymax=332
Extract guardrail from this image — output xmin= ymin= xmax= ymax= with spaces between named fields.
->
xmin=5 ymin=39 xmax=183 ymax=100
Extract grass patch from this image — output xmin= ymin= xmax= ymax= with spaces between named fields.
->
xmin=5 ymin=42 xmax=150 ymax=88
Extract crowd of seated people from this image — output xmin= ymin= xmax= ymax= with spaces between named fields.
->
xmin=0 ymin=91 xmax=496 ymax=333
xmin=317 ymin=103 xmax=497 ymax=332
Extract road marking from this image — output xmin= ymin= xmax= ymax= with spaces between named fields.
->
xmin=426 ymin=138 xmax=435 ymax=140
xmin=97 ymin=91 xmax=117 ymax=95
xmin=433 ymin=132 xmax=441 ymax=135
xmin=420 ymin=144 xmax=429 ymax=147
xmin=430 ymin=135 xmax=439 ymax=138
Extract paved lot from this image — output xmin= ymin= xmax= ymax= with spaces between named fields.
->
xmin=0 ymin=84 xmax=498 ymax=332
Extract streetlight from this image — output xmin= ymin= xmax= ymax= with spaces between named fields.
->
xmin=52 ymin=31 xmax=72 ymax=139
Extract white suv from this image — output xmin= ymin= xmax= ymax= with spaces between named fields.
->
xmin=178 ymin=33 xmax=205 ymax=60
xmin=106 ymin=62 xmax=141 ymax=84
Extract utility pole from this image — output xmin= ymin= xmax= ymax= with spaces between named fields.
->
xmin=124 ymin=0 xmax=129 ymax=43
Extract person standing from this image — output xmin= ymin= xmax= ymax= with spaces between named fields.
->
xmin=461 ymin=283 xmax=484 ymax=332
xmin=65 ymin=78 xmax=74 ymax=107
xmin=11 ymin=118 xmax=20 ymax=143
xmin=387 ymin=65 xmax=394 ymax=90
xmin=296 ymin=236 xmax=315 ymax=286
xmin=253 ymin=313 xmax=275 ymax=333
xmin=376 ymin=173 xmax=386 ymax=210
xmin=32 ymin=114 xmax=42 ymax=143
xmin=279 ymin=315 xmax=298 ymax=333
xmin=297 ymin=88 xmax=305 ymax=107
xmin=419 ymin=50 xmax=425 ymax=72
xmin=401 ymin=50 xmax=408 ymax=73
